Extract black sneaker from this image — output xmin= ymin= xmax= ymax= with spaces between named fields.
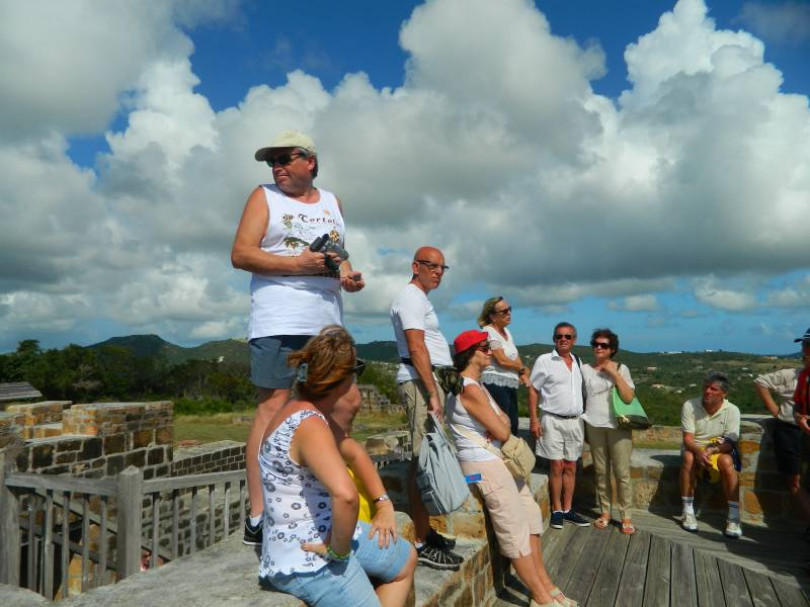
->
xmin=416 ymin=544 xmax=462 ymax=570
xmin=550 ymin=511 xmax=564 ymax=529
xmin=243 ymin=518 xmax=262 ymax=546
xmin=426 ymin=528 xmax=457 ymax=550
xmin=563 ymin=510 xmax=590 ymax=527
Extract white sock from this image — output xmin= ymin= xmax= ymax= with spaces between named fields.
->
xmin=682 ymin=497 xmax=694 ymax=515
xmin=249 ymin=514 xmax=262 ymax=527
xmin=728 ymin=501 xmax=740 ymax=521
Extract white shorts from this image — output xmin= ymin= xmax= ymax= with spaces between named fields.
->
xmin=536 ymin=414 xmax=584 ymax=461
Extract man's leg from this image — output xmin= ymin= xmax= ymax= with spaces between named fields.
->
xmin=680 ymin=450 xmax=699 ymax=531
xmin=549 ymin=459 xmax=565 ymax=512
xmin=561 ymin=460 xmax=577 ymax=512
xmin=718 ymin=453 xmax=742 ymax=538
xmin=246 ymin=387 xmax=289 ymax=518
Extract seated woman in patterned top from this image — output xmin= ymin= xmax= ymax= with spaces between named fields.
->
xmin=258 ymin=326 xmax=415 ymax=606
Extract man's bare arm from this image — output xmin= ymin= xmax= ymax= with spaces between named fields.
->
xmin=404 ymin=328 xmax=443 ymax=419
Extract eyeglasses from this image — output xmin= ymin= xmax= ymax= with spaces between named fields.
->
xmin=415 ymin=259 xmax=449 ymax=273
xmin=265 ymin=152 xmax=305 ymax=168
xmin=476 ymin=342 xmax=491 ymax=353
xmin=592 ymin=342 xmax=611 ymax=349
xmin=494 ymin=307 xmax=512 ymax=315
xmin=353 ymin=359 xmax=366 ymax=378
xmin=554 ymin=333 xmax=574 ymax=341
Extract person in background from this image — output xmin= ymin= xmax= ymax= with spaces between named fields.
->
xmin=581 ymin=329 xmax=636 ymax=535
xmin=478 ymin=297 xmax=529 ymax=435
xmin=389 ymin=246 xmax=462 ymax=570
xmin=528 ymin=322 xmax=590 ymax=530
xmin=680 ymin=372 xmax=742 ymax=538
xmin=446 ymin=330 xmax=576 ymax=607
xmin=755 ymin=328 xmax=810 ymax=519
xmin=258 ymin=326 xmax=414 ymax=607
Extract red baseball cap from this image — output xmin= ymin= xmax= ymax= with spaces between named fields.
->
xmin=453 ymin=330 xmax=488 ymax=354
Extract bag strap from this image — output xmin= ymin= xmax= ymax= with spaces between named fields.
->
xmin=573 ymin=354 xmax=587 ymax=411
xmin=449 ymin=389 xmax=506 ymax=461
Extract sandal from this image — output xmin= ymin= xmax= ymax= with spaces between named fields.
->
xmin=594 ymin=515 xmax=611 ymax=530
xmin=621 ymin=520 xmax=635 ymax=535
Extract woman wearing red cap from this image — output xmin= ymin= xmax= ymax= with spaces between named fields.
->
xmin=443 ymin=329 xmax=575 ymax=607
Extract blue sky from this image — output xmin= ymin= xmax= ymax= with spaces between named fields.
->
xmin=1 ymin=0 xmax=809 ymax=356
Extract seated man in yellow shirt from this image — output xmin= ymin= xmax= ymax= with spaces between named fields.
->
xmin=680 ymin=372 xmax=742 ymax=538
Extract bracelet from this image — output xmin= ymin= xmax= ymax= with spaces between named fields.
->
xmin=373 ymin=493 xmax=391 ymax=504
xmin=325 ymin=544 xmax=351 ymax=561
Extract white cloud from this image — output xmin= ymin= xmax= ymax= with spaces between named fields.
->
xmin=0 ymin=0 xmax=808 ymax=350
xmin=694 ymin=278 xmax=759 ymax=311
xmin=610 ymin=295 xmax=660 ymax=312
xmin=738 ymin=2 xmax=810 ymax=46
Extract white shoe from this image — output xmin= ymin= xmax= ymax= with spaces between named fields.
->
xmin=682 ymin=512 xmax=698 ymax=532
xmin=724 ymin=519 xmax=742 ymax=539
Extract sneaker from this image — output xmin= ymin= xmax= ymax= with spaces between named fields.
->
xmin=724 ymin=519 xmax=742 ymax=539
xmin=426 ymin=528 xmax=456 ymax=550
xmin=563 ymin=510 xmax=590 ymax=527
xmin=416 ymin=544 xmax=462 ymax=570
xmin=550 ymin=511 xmax=564 ymax=529
xmin=243 ymin=518 xmax=262 ymax=546
xmin=681 ymin=512 xmax=698 ymax=532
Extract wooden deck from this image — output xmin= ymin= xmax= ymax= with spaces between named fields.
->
xmin=496 ymin=509 xmax=810 ymax=606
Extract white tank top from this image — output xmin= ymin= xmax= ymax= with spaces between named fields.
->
xmin=447 ymin=377 xmax=502 ymax=462
xmin=249 ymin=185 xmax=345 ymax=338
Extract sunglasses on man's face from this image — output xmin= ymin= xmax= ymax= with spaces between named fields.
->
xmin=554 ymin=333 xmax=574 ymax=341
xmin=265 ymin=152 xmax=305 ymax=168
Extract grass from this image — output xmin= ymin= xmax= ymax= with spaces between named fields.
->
xmin=173 ymin=410 xmax=407 ymax=446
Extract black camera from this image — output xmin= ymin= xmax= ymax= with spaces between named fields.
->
xmin=309 ymin=233 xmax=349 ymax=272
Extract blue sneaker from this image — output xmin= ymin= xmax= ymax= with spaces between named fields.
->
xmin=550 ymin=511 xmax=564 ymax=529
xmin=563 ymin=510 xmax=590 ymax=527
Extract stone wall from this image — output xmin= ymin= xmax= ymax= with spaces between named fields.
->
xmin=171 ymin=441 xmax=246 ymax=476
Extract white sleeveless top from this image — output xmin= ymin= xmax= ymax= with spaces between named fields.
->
xmin=249 ymin=185 xmax=345 ymax=338
xmin=480 ymin=325 xmax=520 ymax=389
xmin=259 ymin=409 xmax=361 ymax=578
xmin=447 ymin=377 xmax=502 ymax=462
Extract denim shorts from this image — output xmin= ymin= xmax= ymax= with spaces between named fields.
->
xmin=264 ymin=522 xmax=412 ymax=606
xmin=249 ymin=335 xmax=313 ymax=389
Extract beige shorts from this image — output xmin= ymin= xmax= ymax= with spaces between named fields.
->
xmin=398 ymin=378 xmax=445 ymax=456
xmin=536 ymin=414 xmax=584 ymax=461
xmin=460 ymin=458 xmax=542 ymax=558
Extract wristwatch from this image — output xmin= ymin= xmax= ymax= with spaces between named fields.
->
xmin=373 ymin=493 xmax=391 ymax=504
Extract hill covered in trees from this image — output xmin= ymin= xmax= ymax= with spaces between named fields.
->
xmin=1 ymin=335 xmax=803 ymax=425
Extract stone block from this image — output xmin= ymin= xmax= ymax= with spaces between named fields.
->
xmin=31 ymin=443 xmax=54 ymax=469
xmin=447 ymin=512 xmax=487 ymax=539
xmin=133 ymin=429 xmax=153 ymax=449
xmin=16 ymin=449 xmax=30 ymax=472
xmin=743 ymin=491 xmax=784 ymax=517
xmin=148 ymin=448 xmax=165 ymax=466
xmin=103 ymin=434 xmax=126 ymax=455
xmin=156 ymin=427 xmax=173 ymax=445
xmin=738 ymin=440 xmax=760 ymax=455
xmin=55 ymin=452 xmax=77 ymax=464
xmin=56 ymin=439 xmax=83 ymax=453
xmin=125 ymin=450 xmax=146 ymax=468
xmin=107 ymin=454 xmax=125 ymax=476
xmin=81 ymin=438 xmax=103 ymax=460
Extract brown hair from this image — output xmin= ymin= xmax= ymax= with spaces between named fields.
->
xmin=287 ymin=325 xmax=357 ymax=399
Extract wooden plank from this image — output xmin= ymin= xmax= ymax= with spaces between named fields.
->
xmin=151 ymin=494 xmax=159 ymax=569
xmin=585 ymin=529 xmax=631 ymax=607
xmin=543 ymin=524 xmax=577 ymax=580
xmin=0 ymin=457 xmax=21 ymax=586
xmin=718 ymin=557 xmax=753 ymax=607
xmin=42 ymin=491 xmax=54 ymax=599
xmin=7 ymin=472 xmax=116 ymax=496
xmin=81 ymin=496 xmax=90 ymax=592
xmin=142 ymin=469 xmax=245 ymax=493
xmin=208 ymin=484 xmax=216 ymax=545
xmin=563 ymin=524 xmax=613 ymax=605
xmin=772 ymin=581 xmax=810 ymax=607
xmin=172 ymin=489 xmax=180 ymax=559
xmin=62 ymin=493 xmax=70 ymax=598
xmin=27 ymin=502 xmax=36 ymax=591
xmin=695 ymin=550 xmax=725 ymax=607
xmin=190 ymin=486 xmax=198 ymax=554
xmin=99 ymin=498 xmax=108 ymax=580
xmin=615 ymin=530 xmax=651 ymax=607
xmin=116 ymin=466 xmax=143 ymax=580
xmin=547 ymin=526 xmax=592 ymax=590
xmin=224 ymin=482 xmax=231 ymax=538
xmin=642 ymin=534 xmax=671 ymax=607
xmin=670 ymin=541 xmax=697 ymax=606
xmin=743 ymin=568 xmax=780 ymax=607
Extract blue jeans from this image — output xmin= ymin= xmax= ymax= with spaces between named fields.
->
xmin=264 ymin=522 xmax=412 ymax=606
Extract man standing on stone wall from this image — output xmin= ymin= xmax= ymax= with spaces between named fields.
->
xmin=231 ymin=130 xmax=364 ymax=545
xmin=390 ymin=246 xmax=462 ymax=570
xmin=528 ymin=321 xmax=591 ymax=530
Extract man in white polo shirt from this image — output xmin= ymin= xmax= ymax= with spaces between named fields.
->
xmin=528 ymin=321 xmax=590 ymax=530
xmin=390 ymin=246 xmax=461 ymax=570
xmin=680 ymin=372 xmax=742 ymax=538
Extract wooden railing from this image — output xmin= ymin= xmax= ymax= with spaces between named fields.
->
xmin=0 ymin=464 xmax=246 ymax=600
